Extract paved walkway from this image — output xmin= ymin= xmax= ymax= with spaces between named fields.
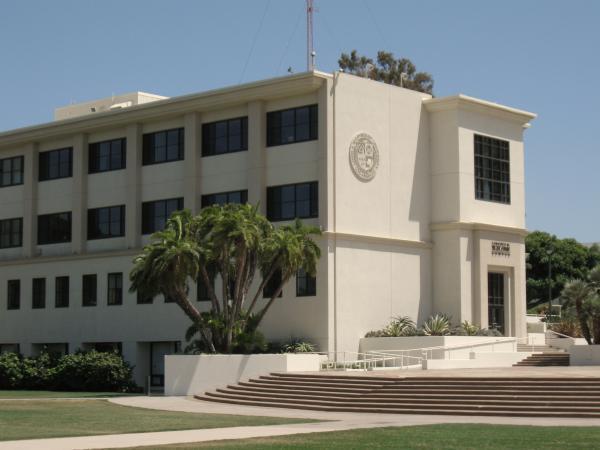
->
xmin=3 ymin=395 xmax=600 ymax=450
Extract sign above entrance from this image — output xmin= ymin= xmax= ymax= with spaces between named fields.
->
xmin=349 ymin=132 xmax=379 ymax=182
xmin=491 ymin=241 xmax=511 ymax=257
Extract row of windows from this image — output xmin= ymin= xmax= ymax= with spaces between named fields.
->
xmin=1 ymin=182 xmax=318 ymax=248
xmin=6 ymin=269 xmax=315 ymax=310
xmin=1 ymin=105 xmax=320 ymax=185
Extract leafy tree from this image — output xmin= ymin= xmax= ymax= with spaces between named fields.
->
xmin=129 ymin=204 xmax=321 ymax=354
xmin=525 ymin=231 xmax=598 ymax=308
xmin=561 ymin=267 xmax=600 ymax=344
xmin=338 ymin=50 xmax=433 ymax=94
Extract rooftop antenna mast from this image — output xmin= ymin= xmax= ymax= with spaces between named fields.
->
xmin=306 ymin=0 xmax=315 ymax=71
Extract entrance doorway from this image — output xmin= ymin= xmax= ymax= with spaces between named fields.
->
xmin=488 ymin=272 xmax=505 ymax=334
xmin=149 ymin=341 xmax=179 ymax=387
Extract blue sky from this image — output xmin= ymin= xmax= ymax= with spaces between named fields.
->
xmin=1 ymin=0 xmax=598 ymax=242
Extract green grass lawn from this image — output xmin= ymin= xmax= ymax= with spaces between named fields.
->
xmin=0 ymin=390 xmax=140 ymax=399
xmin=120 ymin=424 xmax=600 ymax=450
xmin=0 ymin=400 xmax=317 ymax=441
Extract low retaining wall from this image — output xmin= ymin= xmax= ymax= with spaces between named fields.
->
xmin=423 ymin=352 xmax=531 ymax=369
xmin=164 ymin=353 xmax=325 ymax=396
xmin=570 ymin=345 xmax=600 ymax=366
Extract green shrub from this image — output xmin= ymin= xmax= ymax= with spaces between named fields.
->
xmin=422 ymin=314 xmax=451 ymax=336
xmin=280 ymin=338 xmax=316 ymax=353
xmin=0 ymin=352 xmax=23 ymax=389
xmin=365 ymin=316 xmax=417 ymax=338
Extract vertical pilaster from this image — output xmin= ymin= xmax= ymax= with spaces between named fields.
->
xmin=71 ymin=133 xmax=88 ymax=254
xmin=126 ymin=123 xmax=142 ymax=249
xmin=247 ymin=101 xmax=266 ymax=213
xmin=184 ymin=112 xmax=202 ymax=214
xmin=318 ymin=77 xmax=333 ymax=232
xmin=23 ymin=142 xmax=38 ymax=257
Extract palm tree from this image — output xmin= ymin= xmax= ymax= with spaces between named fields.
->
xmin=561 ymin=280 xmax=594 ymax=344
xmin=129 ymin=205 xmax=321 ymax=353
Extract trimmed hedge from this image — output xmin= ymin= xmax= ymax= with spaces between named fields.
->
xmin=0 ymin=350 xmax=136 ymax=392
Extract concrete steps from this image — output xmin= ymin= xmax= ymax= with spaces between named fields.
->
xmin=514 ymin=353 xmax=570 ymax=367
xmin=196 ymin=373 xmax=600 ymax=418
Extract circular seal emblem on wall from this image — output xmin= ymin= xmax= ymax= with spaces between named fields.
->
xmin=349 ymin=133 xmax=379 ymax=182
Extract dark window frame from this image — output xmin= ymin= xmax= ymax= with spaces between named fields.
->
xmin=39 ymin=148 xmax=73 ymax=181
xmin=197 ymin=270 xmax=216 ymax=302
xmin=202 ymin=117 xmax=248 ymax=157
xmin=0 ymin=217 xmax=23 ymax=249
xmin=142 ymin=128 xmax=184 ymax=165
xmin=267 ymin=104 xmax=318 ymax=147
xmin=137 ymin=292 xmax=153 ymax=304
xmin=87 ymin=205 xmax=125 ymax=240
xmin=141 ymin=198 xmax=184 ymax=235
xmin=201 ymin=190 xmax=248 ymax=208
xmin=37 ymin=212 xmax=72 ymax=245
xmin=32 ymin=278 xmax=46 ymax=309
xmin=107 ymin=273 xmax=123 ymax=306
xmin=266 ymin=181 xmax=318 ymax=222
xmin=296 ymin=268 xmax=316 ymax=297
xmin=89 ymin=138 xmax=126 ymax=173
xmin=263 ymin=269 xmax=283 ymax=299
xmin=0 ymin=156 xmax=24 ymax=188
xmin=7 ymin=279 xmax=20 ymax=310
xmin=474 ymin=134 xmax=511 ymax=204
xmin=55 ymin=276 xmax=69 ymax=308
xmin=82 ymin=274 xmax=97 ymax=307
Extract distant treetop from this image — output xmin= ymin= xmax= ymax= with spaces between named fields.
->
xmin=338 ymin=50 xmax=434 ymax=95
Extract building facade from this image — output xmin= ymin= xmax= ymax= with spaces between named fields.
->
xmin=0 ymin=72 xmax=535 ymax=385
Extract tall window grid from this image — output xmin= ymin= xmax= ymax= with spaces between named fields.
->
xmin=89 ymin=138 xmax=126 ymax=173
xmin=7 ymin=280 xmax=20 ymax=310
xmin=142 ymin=198 xmax=184 ymax=234
xmin=55 ymin=276 xmax=69 ymax=308
xmin=32 ymin=278 xmax=46 ymax=309
xmin=88 ymin=205 xmax=125 ymax=240
xmin=474 ymin=134 xmax=510 ymax=204
xmin=38 ymin=212 xmax=72 ymax=245
xmin=0 ymin=156 xmax=24 ymax=187
xmin=202 ymin=117 xmax=248 ymax=156
xmin=267 ymin=182 xmax=318 ymax=221
xmin=39 ymin=148 xmax=72 ymax=181
xmin=267 ymin=105 xmax=318 ymax=146
xmin=296 ymin=269 xmax=316 ymax=297
xmin=0 ymin=218 xmax=22 ymax=249
xmin=107 ymin=273 xmax=123 ymax=305
xmin=142 ymin=128 xmax=184 ymax=165
xmin=82 ymin=274 xmax=97 ymax=307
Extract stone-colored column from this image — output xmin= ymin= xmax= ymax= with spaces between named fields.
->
xmin=318 ymin=77 xmax=333 ymax=232
xmin=184 ymin=112 xmax=202 ymax=214
xmin=23 ymin=142 xmax=39 ymax=258
xmin=247 ymin=101 xmax=266 ymax=213
xmin=125 ymin=124 xmax=142 ymax=249
xmin=71 ymin=133 xmax=88 ymax=254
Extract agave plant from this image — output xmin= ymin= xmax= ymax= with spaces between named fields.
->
xmin=385 ymin=316 xmax=417 ymax=337
xmin=422 ymin=314 xmax=451 ymax=336
xmin=460 ymin=320 xmax=480 ymax=336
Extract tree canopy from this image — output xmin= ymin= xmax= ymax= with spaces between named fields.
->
xmin=338 ymin=50 xmax=434 ymax=94
xmin=129 ymin=204 xmax=321 ymax=354
xmin=526 ymin=231 xmax=600 ymax=308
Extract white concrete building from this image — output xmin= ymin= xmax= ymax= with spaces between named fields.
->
xmin=0 ymin=71 xmax=535 ymax=386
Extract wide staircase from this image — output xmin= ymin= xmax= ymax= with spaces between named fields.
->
xmin=196 ymin=373 xmax=600 ymax=418
xmin=514 ymin=352 xmax=570 ymax=366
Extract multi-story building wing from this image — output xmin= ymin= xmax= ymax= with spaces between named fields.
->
xmin=0 ymin=72 xmax=535 ymax=386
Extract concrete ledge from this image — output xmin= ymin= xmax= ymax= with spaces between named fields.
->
xmin=570 ymin=345 xmax=600 ymax=366
xmin=165 ymin=354 xmax=325 ymax=396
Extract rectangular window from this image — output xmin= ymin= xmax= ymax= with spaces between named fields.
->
xmin=263 ymin=269 xmax=282 ymax=298
xmin=137 ymin=292 xmax=153 ymax=304
xmin=142 ymin=128 xmax=184 ymax=165
xmin=39 ymin=148 xmax=72 ymax=181
xmin=32 ymin=278 xmax=46 ymax=309
xmin=141 ymin=198 xmax=184 ymax=234
xmin=474 ymin=134 xmax=510 ymax=204
xmin=38 ymin=212 xmax=72 ymax=245
xmin=0 ymin=217 xmax=23 ymax=249
xmin=202 ymin=117 xmax=248 ymax=156
xmin=82 ymin=274 xmax=97 ymax=307
xmin=267 ymin=182 xmax=318 ymax=221
xmin=89 ymin=138 xmax=126 ymax=173
xmin=201 ymin=190 xmax=248 ymax=208
xmin=87 ymin=205 xmax=125 ymax=240
xmin=0 ymin=156 xmax=24 ymax=187
xmin=197 ymin=270 xmax=216 ymax=302
xmin=107 ymin=273 xmax=123 ymax=306
xmin=55 ymin=276 xmax=69 ymax=308
xmin=7 ymin=280 xmax=20 ymax=310
xmin=267 ymin=105 xmax=318 ymax=147
xmin=296 ymin=269 xmax=316 ymax=297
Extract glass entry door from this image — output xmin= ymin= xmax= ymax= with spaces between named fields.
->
xmin=488 ymin=272 xmax=505 ymax=334
xmin=150 ymin=342 xmax=176 ymax=387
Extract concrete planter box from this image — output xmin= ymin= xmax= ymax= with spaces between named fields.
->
xmin=359 ymin=336 xmax=516 ymax=360
xmin=570 ymin=345 xmax=600 ymax=366
xmin=165 ymin=353 xmax=325 ymax=396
